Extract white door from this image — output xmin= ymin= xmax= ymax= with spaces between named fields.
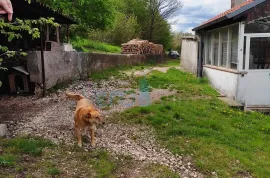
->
xmin=245 ymin=35 xmax=270 ymax=107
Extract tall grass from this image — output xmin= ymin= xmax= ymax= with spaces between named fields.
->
xmin=72 ymin=38 xmax=121 ymax=54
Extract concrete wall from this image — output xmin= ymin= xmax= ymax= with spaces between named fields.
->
xmin=204 ymin=67 xmax=238 ymax=99
xmin=27 ymin=51 xmax=164 ymax=89
xmin=181 ymin=38 xmax=198 ymax=74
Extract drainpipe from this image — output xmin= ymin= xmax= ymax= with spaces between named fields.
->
xmin=40 ymin=25 xmax=46 ymax=97
xmin=197 ymin=32 xmax=203 ymax=78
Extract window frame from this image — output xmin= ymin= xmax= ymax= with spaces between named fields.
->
xmin=204 ymin=22 xmax=240 ymax=70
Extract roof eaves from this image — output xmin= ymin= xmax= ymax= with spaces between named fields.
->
xmin=192 ymin=16 xmax=227 ymax=31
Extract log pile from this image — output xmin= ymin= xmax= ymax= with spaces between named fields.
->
xmin=121 ymin=39 xmax=163 ymax=55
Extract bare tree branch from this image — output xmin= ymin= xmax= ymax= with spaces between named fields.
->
xmin=147 ymin=0 xmax=183 ymax=40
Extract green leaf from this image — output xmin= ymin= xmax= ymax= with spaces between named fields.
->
xmin=7 ymin=34 xmax=14 ymax=42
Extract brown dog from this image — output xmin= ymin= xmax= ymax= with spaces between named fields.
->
xmin=65 ymin=92 xmax=104 ymax=147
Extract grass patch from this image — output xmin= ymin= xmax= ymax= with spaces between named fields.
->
xmin=159 ymin=59 xmax=180 ymax=67
xmin=0 ymin=138 xmax=53 ymax=171
xmin=143 ymin=164 xmax=179 ymax=178
xmin=1 ymin=137 xmax=53 ymax=156
xmin=47 ymin=167 xmax=61 ymax=175
xmin=0 ymin=138 xmax=118 ymax=177
xmin=89 ymin=60 xmax=179 ymax=81
xmin=87 ymin=150 xmax=117 ymax=178
xmin=72 ymin=38 xmax=121 ymax=54
xmin=142 ymin=68 xmax=217 ymax=96
xmin=90 ymin=65 xmax=129 ymax=80
xmin=116 ymin=98 xmax=270 ymax=177
xmin=110 ymin=67 xmax=270 ymax=177
xmin=0 ymin=154 xmax=16 ymax=167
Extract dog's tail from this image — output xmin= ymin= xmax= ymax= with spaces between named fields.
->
xmin=65 ymin=92 xmax=84 ymax=101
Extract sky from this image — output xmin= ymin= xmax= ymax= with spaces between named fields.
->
xmin=169 ymin=0 xmax=230 ymax=33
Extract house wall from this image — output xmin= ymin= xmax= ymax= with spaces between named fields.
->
xmin=27 ymin=51 xmax=164 ymax=89
xmin=236 ymin=76 xmax=247 ymax=104
xmin=204 ymin=67 xmax=238 ymax=99
xmin=181 ymin=38 xmax=198 ymax=74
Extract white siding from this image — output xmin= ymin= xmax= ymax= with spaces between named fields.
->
xmin=204 ymin=67 xmax=238 ymax=99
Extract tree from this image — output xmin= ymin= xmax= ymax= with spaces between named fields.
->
xmin=108 ymin=13 xmax=140 ymax=45
xmin=146 ymin=0 xmax=182 ymax=40
xmin=150 ymin=15 xmax=172 ymax=49
xmin=171 ymin=31 xmax=193 ymax=52
xmin=40 ymin=0 xmax=114 ymax=37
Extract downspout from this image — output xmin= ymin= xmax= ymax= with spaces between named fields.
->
xmin=196 ymin=32 xmax=203 ymax=78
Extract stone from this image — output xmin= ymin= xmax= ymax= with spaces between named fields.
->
xmin=0 ymin=124 xmax=7 ymax=137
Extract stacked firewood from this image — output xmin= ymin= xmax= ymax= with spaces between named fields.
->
xmin=121 ymin=39 xmax=163 ymax=55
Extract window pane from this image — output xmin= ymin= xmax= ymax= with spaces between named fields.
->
xmin=230 ymin=25 xmax=238 ymax=69
xmin=213 ymin=32 xmax=219 ymax=66
xmin=206 ymin=33 xmax=211 ymax=64
xmin=249 ymin=37 xmax=270 ymax=69
xmin=220 ymin=28 xmax=228 ymax=67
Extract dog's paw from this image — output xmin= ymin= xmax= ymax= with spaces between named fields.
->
xmin=91 ymin=142 xmax=96 ymax=147
xmin=78 ymin=143 xmax=82 ymax=147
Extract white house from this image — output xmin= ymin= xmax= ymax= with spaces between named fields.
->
xmin=187 ymin=0 xmax=270 ymax=109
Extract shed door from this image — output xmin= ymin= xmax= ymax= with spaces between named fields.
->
xmin=245 ymin=35 xmax=270 ymax=107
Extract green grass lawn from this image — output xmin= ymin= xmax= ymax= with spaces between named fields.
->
xmin=110 ymin=67 xmax=270 ymax=177
xmin=72 ymin=38 xmax=121 ymax=54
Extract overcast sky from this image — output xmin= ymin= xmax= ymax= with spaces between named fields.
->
xmin=169 ymin=0 xmax=230 ymax=33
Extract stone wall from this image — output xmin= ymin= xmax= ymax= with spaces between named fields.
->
xmin=27 ymin=51 xmax=164 ymax=89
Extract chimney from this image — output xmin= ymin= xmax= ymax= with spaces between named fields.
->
xmin=231 ymin=0 xmax=247 ymax=8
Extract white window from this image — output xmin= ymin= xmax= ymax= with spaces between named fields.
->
xmin=204 ymin=23 xmax=239 ymax=70
xmin=213 ymin=31 xmax=219 ymax=66
xmin=220 ymin=28 xmax=228 ymax=67
xmin=230 ymin=24 xmax=239 ymax=69
xmin=205 ymin=33 xmax=211 ymax=65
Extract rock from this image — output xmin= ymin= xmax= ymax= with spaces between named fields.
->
xmin=0 ymin=124 xmax=7 ymax=137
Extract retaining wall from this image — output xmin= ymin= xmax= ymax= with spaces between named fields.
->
xmin=27 ymin=51 xmax=164 ymax=89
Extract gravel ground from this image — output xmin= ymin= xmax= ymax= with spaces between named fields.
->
xmin=0 ymin=67 xmax=205 ymax=177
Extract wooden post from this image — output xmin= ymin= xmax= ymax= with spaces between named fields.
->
xmin=56 ymin=26 xmax=60 ymax=43
xmin=40 ymin=25 xmax=46 ymax=97
xmin=46 ymin=24 xmax=49 ymax=41
xmin=66 ymin=24 xmax=70 ymax=43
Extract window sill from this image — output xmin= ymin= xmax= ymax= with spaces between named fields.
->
xmin=203 ymin=65 xmax=247 ymax=74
